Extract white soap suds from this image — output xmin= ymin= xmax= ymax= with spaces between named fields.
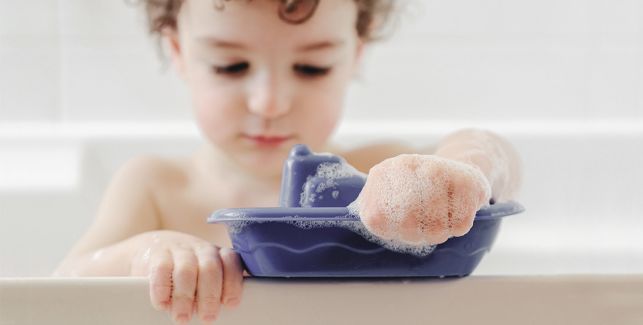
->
xmin=223 ymin=210 xmax=436 ymax=256
xmin=299 ymin=161 xmax=366 ymax=206
xmin=284 ymin=211 xmax=437 ymax=257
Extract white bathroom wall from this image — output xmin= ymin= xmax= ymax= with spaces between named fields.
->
xmin=0 ymin=0 xmax=189 ymax=121
xmin=1 ymin=0 xmax=642 ymax=121
xmin=0 ymin=0 xmax=61 ymax=120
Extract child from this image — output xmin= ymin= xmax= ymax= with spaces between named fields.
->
xmin=54 ymin=0 xmax=522 ymax=324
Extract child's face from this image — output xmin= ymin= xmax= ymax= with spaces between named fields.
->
xmin=167 ymin=0 xmax=364 ymax=177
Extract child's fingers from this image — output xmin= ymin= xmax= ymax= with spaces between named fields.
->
xmin=219 ymin=248 xmax=244 ymax=308
xmin=357 ymin=191 xmax=393 ymax=240
xmin=148 ymin=248 xmax=173 ymax=311
xmin=194 ymin=245 xmax=223 ymax=323
xmin=449 ymin=178 xmax=479 ymax=237
xmin=451 ymin=168 xmax=491 ymax=236
xmin=360 ymin=206 xmax=391 ymax=240
xmin=417 ymin=189 xmax=450 ymax=245
xmin=170 ymin=247 xmax=198 ymax=325
xmin=356 ymin=167 xmax=385 ymax=238
xmin=397 ymin=206 xmax=423 ymax=244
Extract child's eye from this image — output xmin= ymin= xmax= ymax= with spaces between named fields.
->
xmin=213 ymin=62 xmax=249 ymax=75
xmin=294 ymin=64 xmax=331 ymax=77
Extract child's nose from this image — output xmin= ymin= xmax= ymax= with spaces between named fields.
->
xmin=246 ymin=72 xmax=292 ymax=119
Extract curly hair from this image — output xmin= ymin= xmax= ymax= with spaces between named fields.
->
xmin=140 ymin=0 xmax=396 ymax=43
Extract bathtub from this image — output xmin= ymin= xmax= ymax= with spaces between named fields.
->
xmin=1 ymin=120 xmax=642 ymax=324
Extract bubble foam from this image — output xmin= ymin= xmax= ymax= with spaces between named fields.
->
xmin=285 ymin=212 xmax=437 ymax=257
xmin=299 ymin=161 xmax=365 ymax=206
xmin=223 ymin=211 xmax=436 ymax=257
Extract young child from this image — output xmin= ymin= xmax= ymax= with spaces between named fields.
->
xmin=54 ymin=0 xmax=522 ymax=324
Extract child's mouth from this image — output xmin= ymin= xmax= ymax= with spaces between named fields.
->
xmin=242 ymin=134 xmax=294 ymax=148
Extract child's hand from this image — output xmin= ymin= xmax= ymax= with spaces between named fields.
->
xmin=130 ymin=230 xmax=243 ymax=325
xmin=354 ymin=154 xmax=492 ymax=245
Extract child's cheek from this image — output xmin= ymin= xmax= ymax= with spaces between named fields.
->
xmin=191 ymin=89 xmax=240 ymax=145
xmin=297 ymin=87 xmax=345 ymax=150
xmin=302 ymin=102 xmax=341 ymax=150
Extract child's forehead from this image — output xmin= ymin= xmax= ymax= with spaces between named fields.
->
xmin=179 ymin=0 xmax=358 ymax=41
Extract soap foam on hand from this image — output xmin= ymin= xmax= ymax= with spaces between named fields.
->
xmin=346 ymin=201 xmax=437 ymax=256
xmin=353 ymin=154 xmax=492 ymax=246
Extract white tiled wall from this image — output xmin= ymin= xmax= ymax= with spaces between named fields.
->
xmin=0 ymin=0 xmax=642 ymax=121
xmin=0 ymin=0 xmax=61 ymax=120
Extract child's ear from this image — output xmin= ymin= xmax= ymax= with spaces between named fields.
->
xmin=162 ymin=28 xmax=187 ymax=80
xmin=355 ymin=38 xmax=365 ymax=64
xmin=352 ymin=39 xmax=366 ymax=78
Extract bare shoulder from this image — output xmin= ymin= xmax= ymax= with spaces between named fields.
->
xmin=333 ymin=142 xmax=421 ymax=173
xmin=114 ymin=155 xmax=190 ymax=190
xmin=99 ymin=154 xmax=192 ymax=232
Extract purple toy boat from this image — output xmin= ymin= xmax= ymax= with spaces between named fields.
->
xmin=208 ymin=144 xmax=524 ymax=277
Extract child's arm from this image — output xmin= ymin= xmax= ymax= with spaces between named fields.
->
xmin=53 ymin=157 xmax=166 ymax=276
xmin=353 ymin=129 xmax=522 ymax=245
xmin=433 ymin=129 xmax=522 ymax=202
xmin=53 ymin=157 xmax=243 ymax=324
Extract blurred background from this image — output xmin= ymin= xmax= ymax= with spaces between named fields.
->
xmin=1 ymin=0 xmax=642 ymax=276
xmin=1 ymin=0 xmax=642 ymax=120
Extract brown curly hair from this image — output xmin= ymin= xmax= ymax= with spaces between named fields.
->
xmin=140 ymin=0 xmax=396 ymax=43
